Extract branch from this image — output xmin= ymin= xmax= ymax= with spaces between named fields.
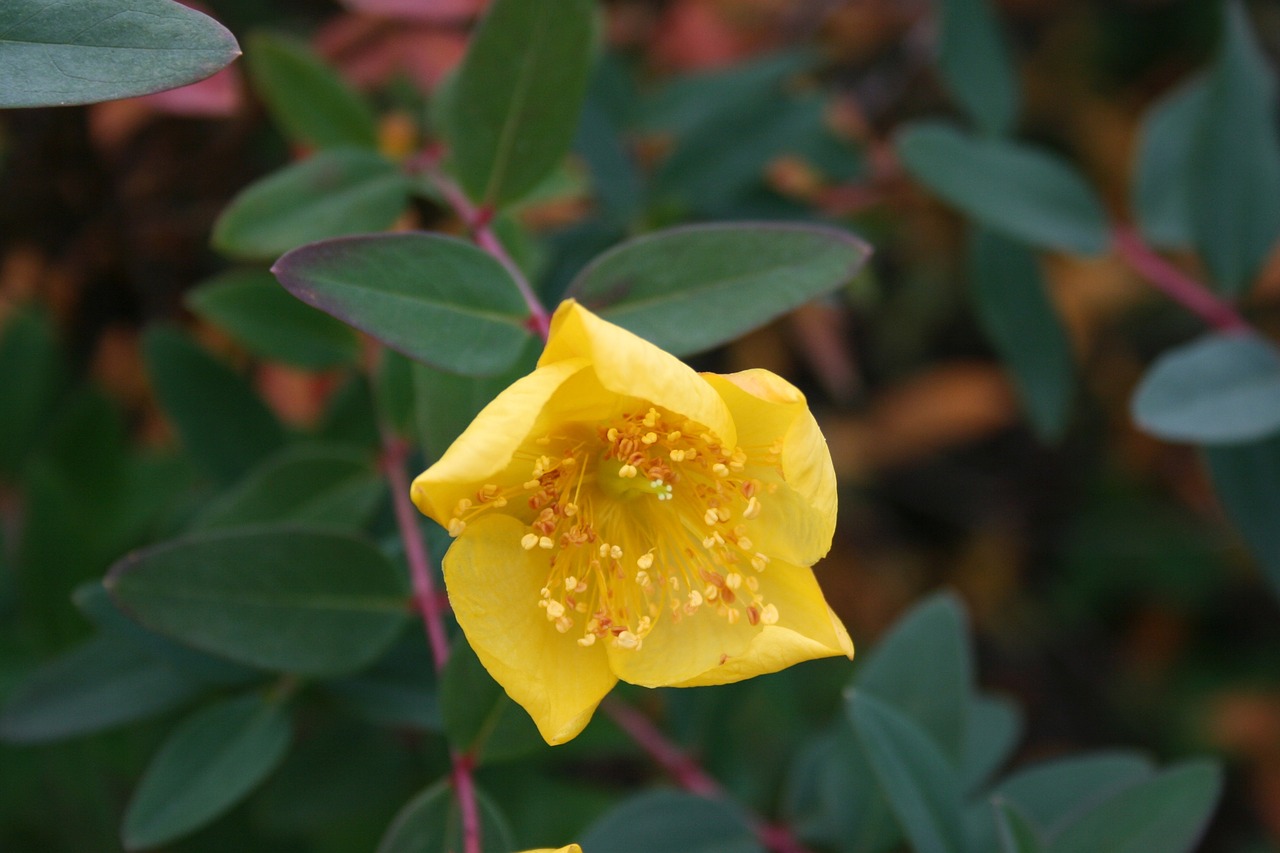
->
xmin=601 ymin=698 xmax=815 ymax=853
xmin=410 ymin=149 xmax=552 ymax=341
xmin=1111 ymin=225 xmax=1251 ymax=334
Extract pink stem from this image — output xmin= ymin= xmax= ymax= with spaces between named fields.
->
xmin=601 ymin=698 xmax=815 ymax=853
xmin=411 ymin=151 xmax=552 ymax=341
xmin=1111 ymin=225 xmax=1251 ymax=334
xmin=380 ymin=430 xmax=482 ymax=853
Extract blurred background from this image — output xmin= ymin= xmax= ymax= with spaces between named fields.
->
xmin=3 ymin=0 xmax=1280 ymax=849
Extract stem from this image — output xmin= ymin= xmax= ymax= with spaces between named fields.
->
xmin=412 ymin=151 xmax=552 ymax=341
xmin=1111 ymin=226 xmax=1251 ymax=334
xmin=379 ymin=428 xmax=482 ymax=853
xmin=601 ymin=698 xmax=814 ymax=853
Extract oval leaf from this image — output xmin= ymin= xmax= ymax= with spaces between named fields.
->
xmin=378 ymin=779 xmax=514 ymax=853
xmin=213 ymin=149 xmax=411 ymax=262
xmin=0 ymin=0 xmax=239 ymax=108
xmin=994 ymin=799 xmax=1045 ymax=853
xmin=122 ymin=693 xmax=292 ymax=850
xmin=1131 ymin=332 xmax=1280 ymax=444
xmin=1205 ymin=433 xmax=1280 ymax=595
xmin=440 ymin=640 xmax=540 ymax=765
xmin=896 ymin=122 xmax=1109 ymax=255
xmin=1132 ymin=76 xmax=1207 ymax=248
xmin=187 ymin=269 xmax=361 ymax=368
xmin=245 ymin=32 xmax=377 ymax=149
xmin=106 ymin=526 xmax=410 ymax=677
xmin=0 ymin=634 xmax=203 ymax=744
xmin=995 ymin=752 xmax=1155 ymax=833
xmin=938 ymin=0 xmax=1019 ymax=136
xmin=580 ymin=790 xmax=763 ymax=853
xmin=566 ymin=223 xmax=871 ymax=357
xmin=447 ymin=0 xmax=596 ymax=207
xmin=272 ymin=233 xmax=534 ymax=377
xmin=970 ymin=228 xmax=1075 ymax=441
xmin=847 ymin=691 xmax=967 ymax=853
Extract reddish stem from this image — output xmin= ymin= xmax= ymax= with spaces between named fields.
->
xmin=411 ymin=152 xmax=552 ymax=341
xmin=380 ymin=430 xmax=482 ymax=853
xmin=1111 ymin=225 xmax=1251 ymax=334
xmin=601 ymin=698 xmax=815 ymax=853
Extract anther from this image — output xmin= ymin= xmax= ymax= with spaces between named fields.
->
xmin=447 ymin=518 xmax=466 ymax=537
xmin=743 ymin=496 xmax=762 ymax=519
xmin=637 ymin=552 xmax=655 ymax=570
xmin=761 ymin=603 xmax=780 ymax=625
xmin=521 ymin=533 xmax=540 ymax=550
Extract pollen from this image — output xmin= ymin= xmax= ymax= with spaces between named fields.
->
xmin=448 ymin=518 xmax=466 ymax=537
xmin=521 ymin=533 xmax=540 ymax=550
xmin=637 ymin=552 xmax=655 ymax=570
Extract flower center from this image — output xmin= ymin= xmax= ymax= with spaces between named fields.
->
xmin=444 ymin=405 xmax=783 ymax=651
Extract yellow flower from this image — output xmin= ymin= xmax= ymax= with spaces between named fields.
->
xmin=519 ymin=847 xmax=581 ymax=853
xmin=412 ymin=300 xmax=853 ymax=744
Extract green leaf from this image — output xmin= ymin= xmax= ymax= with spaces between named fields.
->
xmin=970 ymin=229 xmax=1075 ymax=441
xmin=1188 ymin=2 xmax=1280 ymax=296
xmin=0 ymin=634 xmax=203 ymax=743
xmin=937 ymin=0 xmax=1019 ymax=136
xmin=0 ymin=308 xmax=64 ymax=478
xmin=187 ymin=269 xmax=362 ymax=368
xmin=993 ymin=799 xmax=1045 ymax=853
xmin=324 ymin=636 xmax=440 ymax=731
xmin=272 ymin=233 xmax=534 ymax=376
xmin=962 ymin=693 xmax=1022 ymax=792
xmin=0 ymin=0 xmax=239 ymax=108
xmin=1131 ymin=332 xmax=1280 ymax=444
xmin=566 ymin=223 xmax=871 ymax=357
xmin=1132 ymin=76 xmax=1207 ymax=247
xmin=441 ymin=640 xmax=541 ymax=764
xmin=122 ymin=693 xmax=292 ymax=849
xmin=580 ymin=790 xmax=764 ymax=853
xmin=245 ymin=32 xmax=377 ymax=149
xmin=213 ymin=150 xmax=412 ymax=262
xmin=1045 ymin=760 xmax=1222 ymax=853
xmin=106 ymin=526 xmax=410 ymax=677
xmin=446 ymin=0 xmax=596 ymax=207
xmin=1205 ymin=434 xmax=1280 ymax=596
xmin=188 ymin=443 xmax=383 ymax=533
xmin=413 ymin=340 xmax=539 ymax=463
xmin=896 ymin=122 xmax=1109 ymax=255
xmin=848 ymin=691 xmax=968 ymax=853
xmin=994 ymin=752 xmax=1155 ymax=833
xmin=144 ymin=326 xmax=286 ymax=484
xmin=855 ymin=592 xmax=973 ymax=763
xmin=377 ymin=779 xmax=514 ymax=853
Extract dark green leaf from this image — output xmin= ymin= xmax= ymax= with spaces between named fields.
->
xmin=1045 ymin=761 xmax=1222 ymax=853
xmin=272 ymin=233 xmax=534 ymax=376
xmin=441 ymin=640 xmax=541 ymax=764
xmin=144 ymin=326 xmax=286 ymax=484
xmin=567 ymin=223 xmax=870 ymax=357
xmin=377 ymin=779 xmax=514 ymax=853
xmin=0 ymin=634 xmax=202 ymax=743
xmin=1133 ymin=77 xmax=1207 ymax=247
xmin=376 ymin=349 xmax=418 ymax=438
xmin=73 ymin=582 xmax=263 ymax=686
xmin=995 ymin=752 xmax=1154 ymax=833
xmin=0 ymin=0 xmax=239 ymax=108
xmin=213 ymin=150 xmax=411 ymax=262
xmin=848 ymin=691 xmax=968 ymax=853
xmin=122 ymin=693 xmax=292 ymax=849
xmin=994 ymin=799 xmax=1045 ymax=853
xmin=0 ymin=308 xmax=64 ymax=477
xmin=970 ymin=229 xmax=1075 ymax=441
xmin=188 ymin=443 xmax=383 ymax=533
xmin=1205 ymin=433 xmax=1280 ymax=595
xmin=106 ymin=526 xmax=410 ymax=677
xmin=446 ymin=0 xmax=596 ymax=207
xmin=1131 ymin=332 xmax=1280 ymax=444
xmin=187 ymin=269 xmax=361 ymax=368
xmin=413 ymin=339 xmax=537 ymax=462
xmin=580 ymin=790 xmax=763 ymax=853
xmin=962 ymin=693 xmax=1023 ymax=792
xmin=938 ymin=0 xmax=1019 ymax=136
xmin=855 ymin=592 xmax=972 ymax=763
xmin=245 ymin=32 xmax=377 ymax=149
xmin=325 ymin=636 xmax=440 ymax=731
xmin=782 ymin=726 xmax=901 ymax=851
xmin=896 ymin=122 xmax=1109 ymax=255
xmin=1189 ymin=2 xmax=1280 ymax=296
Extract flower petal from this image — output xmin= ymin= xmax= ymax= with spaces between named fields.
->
xmin=541 ymin=300 xmax=736 ymax=447
xmin=411 ymin=358 xmax=589 ymax=526
xmin=443 ymin=514 xmax=617 ymax=744
xmin=704 ymin=369 xmax=838 ymax=565
xmin=672 ymin=560 xmax=853 ymax=688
